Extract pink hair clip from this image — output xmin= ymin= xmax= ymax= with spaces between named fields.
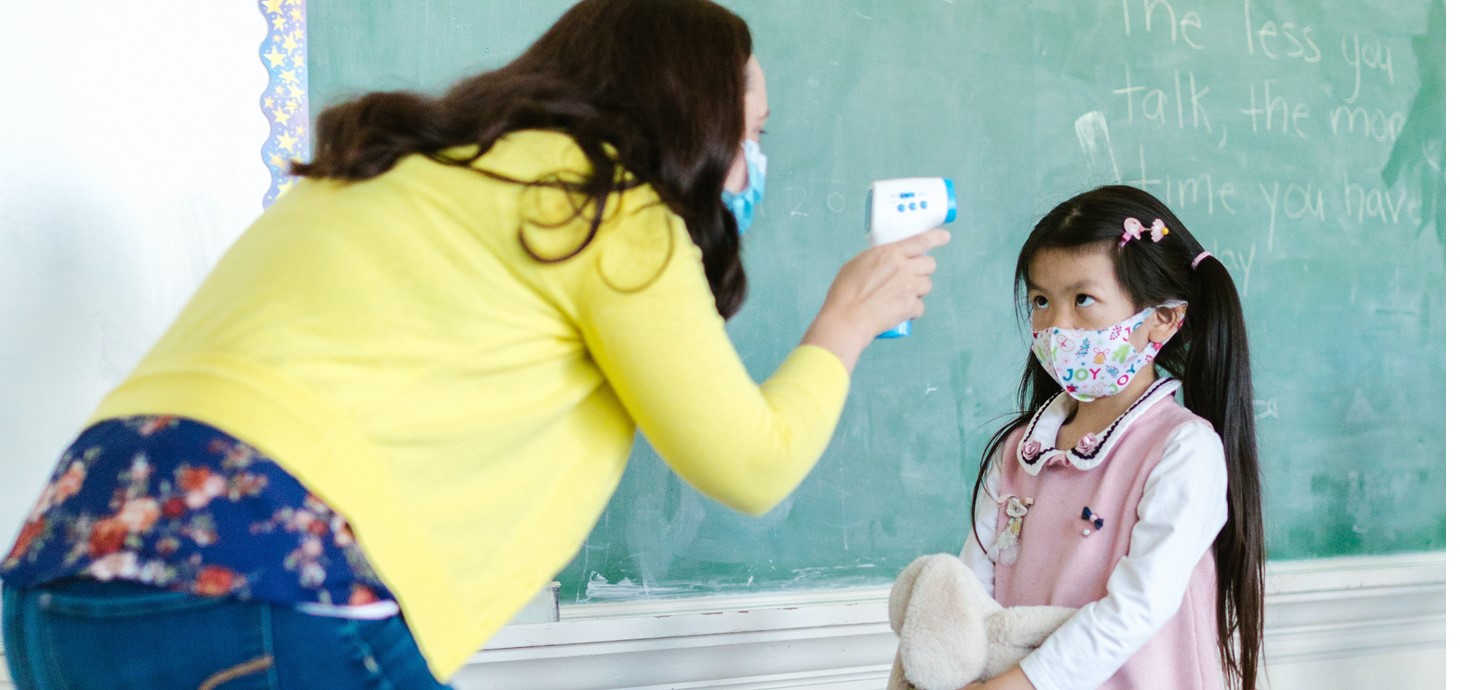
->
xmin=1150 ymin=219 xmax=1167 ymax=242
xmin=1119 ymin=218 xmax=1170 ymax=247
xmin=1119 ymin=218 xmax=1144 ymax=246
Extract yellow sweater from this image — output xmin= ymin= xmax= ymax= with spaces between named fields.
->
xmin=88 ymin=130 xmax=849 ymax=680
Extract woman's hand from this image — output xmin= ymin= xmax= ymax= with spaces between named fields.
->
xmin=801 ymin=228 xmax=951 ymax=373
xmin=960 ymin=666 xmax=1037 ymax=690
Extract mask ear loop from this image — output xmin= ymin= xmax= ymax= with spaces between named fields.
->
xmin=1147 ymin=300 xmax=1189 ymax=350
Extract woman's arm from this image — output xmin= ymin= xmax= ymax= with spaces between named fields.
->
xmin=578 ymin=201 xmax=947 ymax=514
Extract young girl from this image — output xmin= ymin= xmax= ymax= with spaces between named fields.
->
xmin=960 ymin=185 xmax=1264 ymax=690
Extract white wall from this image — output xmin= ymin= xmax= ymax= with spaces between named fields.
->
xmin=0 ymin=1 xmax=269 ymax=540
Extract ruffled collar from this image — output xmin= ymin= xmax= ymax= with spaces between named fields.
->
xmin=1015 ymin=378 xmax=1181 ymax=476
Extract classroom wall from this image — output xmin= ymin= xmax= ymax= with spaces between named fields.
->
xmin=0 ymin=2 xmax=269 ymax=544
xmin=0 ymin=2 xmax=1445 ymax=689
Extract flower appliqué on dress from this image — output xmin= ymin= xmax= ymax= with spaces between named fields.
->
xmin=992 ymin=496 xmax=1035 ymax=565
xmin=1020 ymin=440 xmax=1042 ymax=463
xmin=1075 ymin=433 xmax=1100 ymax=456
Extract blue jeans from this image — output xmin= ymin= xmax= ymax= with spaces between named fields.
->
xmin=2 ymin=579 xmax=453 ymax=690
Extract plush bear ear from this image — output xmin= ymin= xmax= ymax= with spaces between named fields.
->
xmin=886 ymin=649 xmax=914 ymax=690
xmin=961 ymin=563 xmax=1004 ymax=619
xmin=900 ymin=554 xmax=990 ymax=690
xmin=889 ymin=554 xmax=937 ymax=635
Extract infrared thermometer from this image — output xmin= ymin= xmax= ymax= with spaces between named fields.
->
xmin=865 ymin=177 xmax=957 ymax=338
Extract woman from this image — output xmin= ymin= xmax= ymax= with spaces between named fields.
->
xmin=0 ymin=0 xmax=948 ymax=687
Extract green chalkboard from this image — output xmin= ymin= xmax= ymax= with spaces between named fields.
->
xmin=308 ymin=0 xmax=1445 ymax=603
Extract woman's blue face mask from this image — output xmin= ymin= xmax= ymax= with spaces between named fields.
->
xmin=721 ymin=139 xmax=767 ymax=234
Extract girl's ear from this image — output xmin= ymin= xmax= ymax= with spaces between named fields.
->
xmin=1149 ymin=303 xmax=1188 ymax=345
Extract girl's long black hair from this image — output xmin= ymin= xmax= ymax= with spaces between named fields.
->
xmin=292 ymin=0 xmax=753 ymax=318
xmin=972 ymin=185 xmax=1264 ymax=690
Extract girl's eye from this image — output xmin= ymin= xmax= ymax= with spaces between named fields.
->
xmin=1075 ymin=294 xmax=1096 ymax=307
xmin=1029 ymin=295 xmax=1049 ymax=309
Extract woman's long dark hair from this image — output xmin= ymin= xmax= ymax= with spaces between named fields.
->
xmin=292 ymin=0 xmax=752 ymax=317
xmin=971 ymin=185 xmax=1264 ymax=690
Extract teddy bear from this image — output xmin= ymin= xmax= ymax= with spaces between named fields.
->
xmin=886 ymin=553 xmax=1076 ymax=690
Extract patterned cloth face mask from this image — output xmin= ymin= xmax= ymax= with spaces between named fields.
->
xmin=721 ymin=139 xmax=767 ymax=234
xmin=1030 ymin=301 xmax=1186 ymax=402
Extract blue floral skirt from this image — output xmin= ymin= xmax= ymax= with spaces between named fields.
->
xmin=1 ymin=416 xmax=393 ymax=609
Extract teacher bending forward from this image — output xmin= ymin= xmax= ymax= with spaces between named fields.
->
xmin=0 ymin=0 xmax=948 ymax=687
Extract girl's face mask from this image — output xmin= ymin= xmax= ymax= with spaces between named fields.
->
xmin=1030 ymin=301 xmax=1184 ymax=402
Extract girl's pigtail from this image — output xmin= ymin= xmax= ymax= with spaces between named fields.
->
xmin=1183 ymin=252 xmax=1265 ymax=690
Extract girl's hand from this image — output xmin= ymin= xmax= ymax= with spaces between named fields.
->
xmin=960 ymin=666 xmax=1037 ymax=690
xmin=802 ymin=228 xmax=951 ymax=372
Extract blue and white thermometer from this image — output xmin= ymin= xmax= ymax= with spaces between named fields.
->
xmin=865 ymin=177 xmax=957 ymax=338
